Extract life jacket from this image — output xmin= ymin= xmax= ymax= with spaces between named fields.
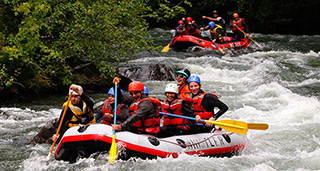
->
xmin=63 ymin=101 xmax=96 ymax=128
xmin=178 ymin=82 xmax=191 ymax=100
xmin=187 ymin=24 xmax=200 ymax=36
xmin=102 ymin=99 xmax=125 ymax=125
xmin=129 ymin=97 xmax=161 ymax=134
xmin=176 ymin=26 xmax=188 ymax=36
xmin=161 ymin=99 xmax=191 ymax=130
xmin=210 ymin=24 xmax=223 ymax=41
xmin=232 ymin=18 xmax=245 ymax=32
xmin=190 ymin=92 xmax=218 ymax=120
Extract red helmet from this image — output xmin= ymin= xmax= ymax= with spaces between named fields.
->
xmin=186 ymin=17 xmax=192 ymax=22
xmin=178 ymin=20 xmax=183 ymax=24
xmin=128 ymin=81 xmax=144 ymax=92
xmin=233 ymin=13 xmax=239 ymax=18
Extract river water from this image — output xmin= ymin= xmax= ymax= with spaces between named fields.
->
xmin=1 ymin=29 xmax=320 ymax=170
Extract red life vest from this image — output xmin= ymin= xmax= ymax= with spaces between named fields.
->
xmin=190 ymin=92 xmax=218 ymax=120
xmin=129 ymin=97 xmax=161 ymax=134
xmin=161 ymin=99 xmax=191 ymax=130
xmin=232 ymin=18 xmax=245 ymax=32
xmin=187 ymin=25 xmax=200 ymax=36
xmin=178 ymin=82 xmax=191 ymax=100
xmin=176 ymin=26 xmax=188 ymax=35
xmin=102 ymin=99 xmax=125 ymax=125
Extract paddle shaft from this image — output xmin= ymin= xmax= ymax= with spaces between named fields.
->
xmin=234 ymin=25 xmax=262 ymax=48
xmin=170 ymin=22 xmax=182 ymax=45
xmin=203 ymin=30 xmax=227 ymax=54
xmin=108 ymin=82 xmax=118 ymax=162
xmin=96 ymin=116 xmax=106 ymax=123
xmin=47 ymin=93 xmax=72 ymax=159
xmin=159 ymin=112 xmax=248 ymax=135
xmin=160 ymin=111 xmax=208 ymax=124
xmin=113 ymin=83 xmax=118 ymax=132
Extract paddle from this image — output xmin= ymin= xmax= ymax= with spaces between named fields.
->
xmin=108 ymin=82 xmax=118 ymax=162
xmin=96 ymin=116 xmax=106 ymax=123
xmin=216 ymin=119 xmax=268 ymax=130
xmin=247 ymin=123 xmax=268 ymax=130
xmin=202 ymin=30 xmax=227 ymax=55
xmin=162 ymin=22 xmax=182 ymax=52
xmin=159 ymin=112 xmax=248 ymax=135
xmin=46 ymin=93 xmax=72 ymax=160
xmin=234 ymin=25 xmax=262 ymax=48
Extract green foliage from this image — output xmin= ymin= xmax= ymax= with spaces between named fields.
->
xmin=0 ymin=0 xmax=155 ymax=93
xmin=147 ymin=0 xmax=192 ymax=22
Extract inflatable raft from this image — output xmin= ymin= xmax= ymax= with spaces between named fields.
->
xmin=170 ymin=35 xmax=250 ymax=51
xmin=54 ymin=124 xmax=247 ymax=162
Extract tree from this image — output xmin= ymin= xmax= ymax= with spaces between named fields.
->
xmin=0 ymin=0 xmax=154 ymax=95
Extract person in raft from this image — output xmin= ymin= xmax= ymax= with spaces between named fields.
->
xmin=185 ymin=17 xmax=201 ymax=37
xmin=112 ymin=77 xmax=162 ymax=135
xmin=201 ymin=21 xmax=224 ymax=43
xmin=175 ymin=20 xmax=188 ymax=36
xmin=175 ymin=68 xmax=191 ymax=100
xmin=101 ymin=87 xmax=129 ymax=125
xmin=52 ymin=84 xmax=96 ymax=142
xmin=187 ymin=75 xmax=228 ymax=133
xmin=202 ymin=10 xmax=226 ymax=36
xmin=231 ymin=13 xmax=249 ymax=41
xmin=157 ymin=83 xmax=200 ymax=138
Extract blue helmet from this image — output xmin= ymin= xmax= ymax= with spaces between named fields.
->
xmin=144 ymin=86 xmax=149 ymax=95
xmin=108 ymin=87 xmax=124 ymax=96
xmin=188 ymin=75 xmax=201 ymax=85
xmin=208 ymin=21 xmax=215 ymax=28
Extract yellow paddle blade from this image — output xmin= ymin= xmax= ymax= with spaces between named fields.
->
xmin=162 ymin=44 xmax=170 ymax=52
xmin=108 ymin=135 xmax=117 ymax=162
xmin=248 ymin=123 xmax=268 ymax=130
xmin=218 ymin=48 xmax=227 ymax=55
xmin=205 ymin=119 xmax=248 ymax=135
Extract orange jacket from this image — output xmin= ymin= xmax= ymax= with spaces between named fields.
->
xmin=178 ymin=82 xmax=191 ymax=100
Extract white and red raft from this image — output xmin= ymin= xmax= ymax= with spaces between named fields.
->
xmin=54 ymin=124 xmax=247 ymax=162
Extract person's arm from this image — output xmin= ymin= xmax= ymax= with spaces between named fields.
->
xmin=80 ymin=93 xmax=94 ymax=111
xmin=200 ymin=25 xmax=209 ymax=30
xmin=56 ymin=107 xmax=73 ymax=129
xmin=181 ymin=100 xmax=201 ymax=122
xmin=94 ymin=108 xmax=104 ymax=122
xmin=201 ymin=94 xmax=228 ymax=120
xmin=181 ymin=100 xmax=196 ymax=117
xmin=203 ymin=16 xmax=218 ymax=22
xmin=116 ymin=105 xmax=130 ymax=121
xmin=120 ymin=100 xmax=155 ymax=130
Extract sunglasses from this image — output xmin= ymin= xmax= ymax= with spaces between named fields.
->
xmin=176 ymin=74 xmax=186 ymax=78
xmin=130 ymin=91 xmax=140 ymax=95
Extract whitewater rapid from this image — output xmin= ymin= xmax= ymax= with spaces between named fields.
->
xmin=1 ymin=35 xmax=320 ymax=170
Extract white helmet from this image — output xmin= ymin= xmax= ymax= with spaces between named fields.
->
xmin=165 ymin=83 xmax=178 ymax=94
xmin=68 ymin=85 xmax=83 ymax=95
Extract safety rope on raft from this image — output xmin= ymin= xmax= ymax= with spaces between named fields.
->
xmin=150 ymin=130 xmax=233 ymax=147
